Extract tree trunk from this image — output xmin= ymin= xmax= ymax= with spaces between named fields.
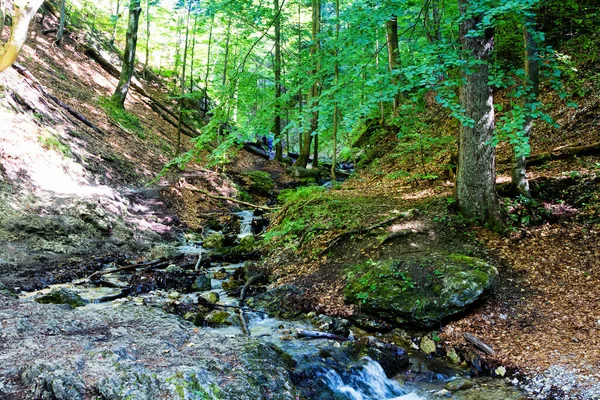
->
xmin=273 ymin=0 xmax=283 ymax=161
xmin=296 ymin=0 xmax=303 ymax=155
xmin=189 ymin=12 xmax=198 ymax=92
xmin=456 ymin=0 xmax=501 ymax=227
xmin=203 ymin=14 xmax=214 ymax=112
xmin=176 ymin=0 xmax=192 ymax=155
xmin=142 ymin=0 xmax=151 ymax=77
xmin=110 ymin=0 xmax=120 ymax=44
xmin=0 ymin=0 xmax=6 ymax=33
xmin=0 ymin=0 xmax=45 ymax=73
xmin=331 ymin=0 xmax=339 ymax=180
xmin=511 ymin=14 xmax=539 ymax=197
xmin=218 ymin=17 xmax=232 ymax=144
xmin=110 ymin=0 xmax=142 ymax=109
xmin=56 ymin=0 xmax=66 ymax=44
xmin=385 ymin=15 xmax=400 ymax=116
xmin=296 ymin=0 xmax=320 ymax=168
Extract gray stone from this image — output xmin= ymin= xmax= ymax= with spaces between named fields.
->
xmin=34 ymin=288 xmax=86 ymax=308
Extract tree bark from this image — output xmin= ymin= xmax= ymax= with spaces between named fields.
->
xmin=203 ymin=14 xmax=214 ymax=112
xmin=456 ymin=0 xmax=501 ymax=228
xmin=385 ymin=14 xmax=400 ymax=116
xmin=110 ymin=0 xmax=120 ymax=44
xmin=511 ymin=14 xmax=539 ymax=197
xmin=176 ymin=0 xmax=192 ymax=155
xmin=110 ymin=0 xmax=141 ymax=109
xmin=273 ymin=0 xmax=283 ymax=161
xmin=142 ymin=0 xmax=151 ymax=77
xmin=56 ymin=0 xmax=66 ymax=44
xmin=296 ymin=0 xmax=320 ymax=168
xmin=0 ymin=0 xmax=45 ymax=73
xmin=331 ymin=0 xmax=339 ymax=180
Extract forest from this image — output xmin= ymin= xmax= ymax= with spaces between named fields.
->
xmin=0 ymin=0 xmax=599 ymax=398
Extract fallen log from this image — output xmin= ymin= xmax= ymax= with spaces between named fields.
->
xmin=243 ymin=142 xmax=270 ymax=160
xmin=318 ymin=210 xmax=416 ymax=256
xmin=525 ymin=142 xmax=600 ymax=167
xmin=463 ymin=333 xmax=494 ymax=355
xmin=12 ymin=63 xmax=106 ymax=135
xmin=88 ymin=254 xmax=185 ymax=280
xmin=239 ymin=273 xmax=264 ymax=307
xmin=185 ymin=186 xmax=272 ymax=211
xmin=296 ymin=329 xmax=351 ymax=342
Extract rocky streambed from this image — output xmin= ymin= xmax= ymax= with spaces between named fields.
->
xmin=0 ymin=211 xmax=525 ymax=399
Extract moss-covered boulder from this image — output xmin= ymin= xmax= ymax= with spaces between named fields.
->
xmin=34 ymin=288 xmax=86 ymax=308
xmin=241 ymin=171 xmax=275 ymax=195
xmin=204 ymin=310 xmax=232 ymax=326
xmin=344 ymin=255 xmax=497 ymax=327
xmin=203 ymin=233 xmax=224 ymax=249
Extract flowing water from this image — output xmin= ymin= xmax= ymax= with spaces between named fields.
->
xmin=21 ymin=210 xmax=524 ymax=399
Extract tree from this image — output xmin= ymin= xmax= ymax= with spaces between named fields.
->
xmin=111 ymin=0 xmax=142 ymax=108
xmin=456 ymin=0 xmax=501 ymax=227
xmin=511 ymin=13 xmax=539 ymax=197
xmin=176 ymin=0 xmax=193 ymax=155
xmin=331 ymin=0 xmax=340 ymax=180
xmin=0 ymin=0 xmax=45 ymax=73
xmin=273 ymin=0 xmax=283 ymax=161
xmin=385 ymin=14 xmax=400 ymax=116
xmin=56 ymin=0 xmax=66 ymax=44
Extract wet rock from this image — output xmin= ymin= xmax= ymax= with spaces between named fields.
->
xmin=165 ymin=264 xmax=184 ymax=274
xmin=192 ymin=274 xmax=212 ymax=291
xmin=167 ymin=291 xmax=181 ymax=300
xmin=222 ymin=278 xmax=242 ymax=291
xmin=248 ymin=285 xmax=308 ymax=319
xmin=34 ymin=288 xmax=86 ymax=308
xmin=345 ymin=254 xmax=498 ymax=327
xmin=446 ymin=347 xmax=461 ymax=364
xmin=420 ymin=336 xmax=437 ymax=354
xmin=353 ymin=338 xmax=409 ymax=378
xmin=203 ymin=233 xmax=224 ymax=249
xmin=204 ymin=310 xmax=232 ymax=326
xmin=238 ymin=235 xmax=255 ymax=253
xmin=212 ymin=268 xmax=227 ymax=280
xmin=251 ymin=216 xmax=269 ymax=234
xmin=22 ymin=363 xmax=85 ymax=400
xmin=0 ymin=281 xmax=17 ymax=298
xmin=201 ymin=291 xmax=220 ymax=303
xmin=149 ymin=244 xmax=178 ymax=260
xmin=445 ymin=378 xmax=473 ymax=391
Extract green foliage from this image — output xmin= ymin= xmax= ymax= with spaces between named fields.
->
xmin=98 ymin=97 xmax=145 ymax=138
xmin=38 ymin=132 xmax=71 ymax=158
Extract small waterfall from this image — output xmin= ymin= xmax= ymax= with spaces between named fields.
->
xmin=236 ymin=210 xmax=254 ymax=238
xmin=318 ymin=358 xmax=424 ymax=400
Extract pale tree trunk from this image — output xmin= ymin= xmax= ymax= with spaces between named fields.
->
xmin=296 ymin=0 xmax=320 ymax=168
xmin=0 ymin=0 xmax=45 ymax=73
xmin=331 ymin=0 xmax=339 ymax=180
xmin=456 ymin=0 xmax=501 ymax=227
xmin=296 ymin=0 xmax=302 ymax=154
xmin=110 ymin=0 xmax=120 ymax=44
xmin=0 ymin=0 xmax=6 ymax=33
xmin=189 ymin=12 xmax=198 ymax=92
xmin=111 ymin=0 xmax=142 ymax=108
xmin=511 ymin=14 xmax=539 ymax=197
xmin=56 ymin=0 xmax=66 ymax=44
xmin=273 ymin=0 xmax=283 ymax=161
xmin=385 ymin=15 xmax=400 ymax=116
xmin=202 ymin=14 xmax=214 ymax=112
xmin=217 ymin=17 xmax=232 ymax=145
xmin=376 ymin=29 xmax=384 ymax=124
xmin=142 ymin=0 xmax=151 ymax=77
xmin=176 ymin=0 xmax=192 ymax=155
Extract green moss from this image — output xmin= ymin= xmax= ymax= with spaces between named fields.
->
xmin=241 ymin=171 xmax=275 ymax=195
xmin=344 ymin=255 xmax=497 ymax=326
xmin=38 ymin=132 xmax=71 ymax=157
xmin=98 ymin=96 xmax=145 ymax=138
xmin=34 ymin=288 xmax=87 ymax=308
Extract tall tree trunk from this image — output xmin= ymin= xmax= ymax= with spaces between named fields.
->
xmin=110 ymin=0 xmax=120 ymax=44
xmin=331 ymin=0 xmax=339 ymax=180
xmin=385 ymin=14 xmax=400 ymax=116
xmin=176 ymin=0 xmax=192 ymax=155
xmin=511 ymin=14 xmax=539 ymax=197
xmin=273 ymin=0 xmax=283 ymax=161
xmin=142 ymin=0 xmax=151 ymax=77
xmin=0 ymin=0 xmax=6 ymax=33
xmin=456 ymin=0 xmax=501 ymax=227
xmin=56 ymin=0 xmax=66 ymax=44
xmin=297 ymin=0 xmax=303 ymax=155
xmin=189 ymin=12 xmax=198 ymax=92
xmin=218 ymin=17 xmax=232 ymax=145
xmin=111 ymin=0 xmax=141 ymax=108
xmin=0 ymin=0 xmax=45 ymax=72
xmin=296 ymin=0 xmax=320 ymax=168
xmin=203 ymin=14 xmax=214 ymax=111
xmin=376 ymin=28 xmax=384 ymax=124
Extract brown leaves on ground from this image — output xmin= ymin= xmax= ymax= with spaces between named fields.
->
xmin=441 ymin=222 xmax=600 ymax=374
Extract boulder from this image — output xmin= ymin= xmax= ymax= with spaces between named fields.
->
xmin=344 ymin=254 xmax=498 ymax=327
xmin=204 ymin=310 xmax=232 ymax=326
xmin=34 ymin=288 xmax=86 ymax=308
xmin=192 ymin=274 xmax=212 ymax=291
xmin=203 ymin=233 xmax=224 ymax=249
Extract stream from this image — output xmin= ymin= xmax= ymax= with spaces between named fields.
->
xmin=17 ymin=210 xmax=524 ymax=400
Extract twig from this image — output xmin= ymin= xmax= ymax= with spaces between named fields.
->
xmin=239 ymin=274 xmax=264 ymax=307
xmin=186 ymin=186 xmax=272 ymax=211
xmin=463 ymin=333 xmax=495 ymax=355
xmin=239 ymin=309 xmax=251 ymax=336
xmin=318 ymin=210 xmax=416 ymax=256
xmin=87 ymin=254 xmax=184 ymax=280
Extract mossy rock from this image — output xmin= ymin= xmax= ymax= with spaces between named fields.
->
xmin=201 ymin=291 xmax=220 ymax=303
xmin=238 ymin=235 xmax=255 ymax=253
xmin=204 ymin=310 xmax=232 ymax=326
xmin=241 ymin=171 xmax=275 ymax=195
xmin=0 ymin=281 xmax=17 ymax=299
xmin=221 ymin=279 xmax=242 ymax=290
xmin=34 ymin=288 xmax=86 ymax=308
xmin=203 ymin=233 xmax=224 ymax=249
xmin=344 ymin=254 xmax=497 ymax=327
xmin=192 ymin=274 xmax=212 ymax=291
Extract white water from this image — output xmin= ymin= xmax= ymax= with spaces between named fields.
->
xmin=236 ymin=210 xmax=254 ymax=238
xmin=318 ymin=357 xmax=424 ymax=400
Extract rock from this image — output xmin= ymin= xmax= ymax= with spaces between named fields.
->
xmin=344 ymin=254 xmax=498 ymax=326
xmin=0 ymin=281 xmax=17 ymax=298
xmin=22 ymin=364 xmax=85 ymax=400
xmin=364 ymin=339 xmax=409 ymax=377
xmin=434 ymin=389 xmax=452 ymax=397
xmin=165 ymin=264 xmax=184 ymax=274
xmin=238 ymin=235 xmax=255 ymax=253
xmin=212 ymin=268 xmax=227 ymax=280
xmin=192 ymin=274 xmax=212 ymax=291
xmin=204 ymin=310 xmax=232 ymax=326
xmin=203 ymin=233 xmax=224 ymax=249
xmin=149 ymin=244 xmax=178 ymax=260
xmin=248 ymin=285 xmax=307 ymax=319
xmin=420 ymin=336 xmax=437 ymax=354
xmin=251 ymin=216 xmax=269 ymax=234
xmin=445 ymin=378 xmax=473 ymax=391
xmin=446 ymin=347 xmax=461 ymax=364
xmin=35 ymin=288 xmax=86 ymax=308
xmin=201 ymin=292 xmax=220 ymax=303
xmin=241 ymin=171 xmax=275 ymax=195
xmin=167 ymin=291 xmax=181 ymax=300
xmin=222 ymin=279 xmax=242 ymax=290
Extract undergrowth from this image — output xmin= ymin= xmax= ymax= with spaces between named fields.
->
xmin=98 ymin=97 xmax=145 ymax=138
